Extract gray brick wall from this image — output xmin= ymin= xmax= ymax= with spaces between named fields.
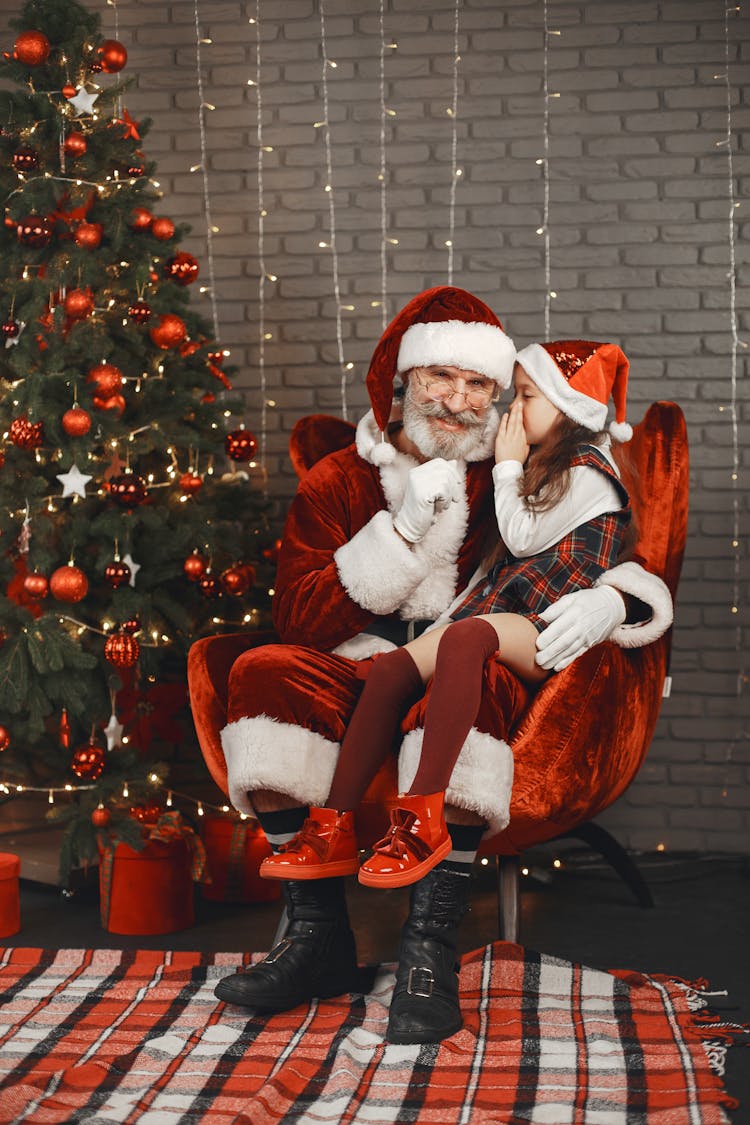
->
xmin=7 ymin=0 xmax=749 ymax=852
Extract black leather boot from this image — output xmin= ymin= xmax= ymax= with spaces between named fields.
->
xmin=214 ymin=877 xmax=369 ymax=1010
xmin=386 ymin=865 xmax=472 ymax=1044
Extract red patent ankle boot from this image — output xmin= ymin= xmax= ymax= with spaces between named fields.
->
xmin=358 ymin=792 xmax=451 ymax=889
xmin=259 ymin=808 xmax=359 ymax=880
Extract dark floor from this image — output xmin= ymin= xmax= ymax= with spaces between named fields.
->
xmin=8 ymin=847 xmax=750 ymax=1122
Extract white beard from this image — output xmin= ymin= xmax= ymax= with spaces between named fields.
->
xmin=402 ymin=384 xmax=488 ymax=460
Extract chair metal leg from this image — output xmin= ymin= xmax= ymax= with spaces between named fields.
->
xmin=495 ymin=855 xmax=520 ymax=943
xmin=558 ymin=820 xmax=654 ymax=908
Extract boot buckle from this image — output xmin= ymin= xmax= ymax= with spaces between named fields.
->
xmin=406 ymin=965 xmax=434 ymax=997
xmin=264 ymin=938 xmax=294 ymax=964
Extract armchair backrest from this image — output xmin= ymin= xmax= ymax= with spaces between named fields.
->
xmin=620 ymin=401 xmax=689 ymax=599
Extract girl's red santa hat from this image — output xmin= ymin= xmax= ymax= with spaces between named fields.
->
xmin=515 ymin=339 xmax=633 ymax=442
xmin=365 ymin=286 xmax=515 ymax=449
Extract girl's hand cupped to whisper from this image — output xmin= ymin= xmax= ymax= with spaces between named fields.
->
xmin=495 ymin=399 xmax=530 ymax=465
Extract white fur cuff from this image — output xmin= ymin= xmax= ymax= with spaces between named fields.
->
xmin=220 ymin=715 xmax=339 ymax=814
xmin=398 ymin=727 xmax=514 ymax=836
xmin=596 ymin=560 xmax=673 ymax=648
xmin=335 ymin=509 xmax=430 ymax=616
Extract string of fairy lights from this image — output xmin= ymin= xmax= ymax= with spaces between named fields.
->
xmin=191 ymin=0 xmax=221 ymax=343
xmin=539 ymin=0 xmax=561 ymax=337
xmin=716 ymin=1 xmax=746 ymax=798
xmin=446 ymin=0 xmax=461 ymax=284
xmin=317 ymin=0 xmax=348 ymax=419
xmin=251 ymin=1 xmax=269 ymax=485
xmin=377 ymin=0 xmax=389 ymax=332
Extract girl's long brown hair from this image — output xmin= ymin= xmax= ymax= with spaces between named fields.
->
xmin=482 ymin=414 xmax=639 ymax=569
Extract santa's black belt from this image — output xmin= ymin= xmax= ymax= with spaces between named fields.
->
xmin=364 ymin=618 xmax=432 ymax=646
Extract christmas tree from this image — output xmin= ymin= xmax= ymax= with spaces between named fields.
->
xmin=0 ymin=0 xmax=274 ymax=880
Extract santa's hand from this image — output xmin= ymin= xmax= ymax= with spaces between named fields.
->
xmin=393 ymin=458 xmax=461 ymax=543
xmin=535 ymin=585 xmax=626 ymax=671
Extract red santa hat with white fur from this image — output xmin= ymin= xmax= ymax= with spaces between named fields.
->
xmin=365 ymin=286 xmax=516 ymax=463
xmin=515 ymin=339 xmax=633 ymax=442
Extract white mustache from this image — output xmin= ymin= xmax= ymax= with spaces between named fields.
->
xmin=417 ymin=400 xmax=484 ymax=428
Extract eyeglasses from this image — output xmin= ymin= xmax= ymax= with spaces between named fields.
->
xmin=412 ymin=368 xmax=500 ymax=410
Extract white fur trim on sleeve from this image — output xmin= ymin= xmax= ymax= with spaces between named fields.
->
xmin=595 ymin=560 xmax=674 ymax=648
xmin=398 ymin=727 xmax=514 ymax=836
xmin=334 ymin=509 xmax=430 ymax=616
xmin=220 ymin=715 xmax=339 ymax=814
xmin=332 ymin=633 xmax=398 ymax=660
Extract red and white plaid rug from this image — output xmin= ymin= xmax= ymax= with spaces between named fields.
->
xmin=0 ymin=944 xmax=745 ymax=1124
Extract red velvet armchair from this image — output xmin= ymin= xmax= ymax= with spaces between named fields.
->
xmin=188 ymin=401 xmax=688 ymax=939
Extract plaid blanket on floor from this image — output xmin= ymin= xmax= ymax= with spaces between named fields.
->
xmin=0 ymin=943 xmax=744 ymax=1124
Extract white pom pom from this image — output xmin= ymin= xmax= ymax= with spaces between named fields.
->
xmin=370 ymin=437 xmax=396 ymax=465
xmin=609 ymin=420 xmax=633 ymax=443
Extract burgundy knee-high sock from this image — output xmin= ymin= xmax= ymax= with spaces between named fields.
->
xmin=327 ymin=646 xmax=424 ymax=812
xmin=408 ymin=617 xmax=499 ymax=796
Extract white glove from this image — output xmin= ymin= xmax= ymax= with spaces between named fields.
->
xmin=393 ymin=458 xmax=461 ymax=543
xmin=535 ymin=584 xmax=626 ymax=671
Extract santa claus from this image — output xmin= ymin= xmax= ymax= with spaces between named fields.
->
xmin=203 ymin=286 xmax=672 ymax=1042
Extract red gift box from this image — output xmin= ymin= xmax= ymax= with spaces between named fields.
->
xmin=98 ymin=812 xmax=205 ymax=934
xmin=0 ymin=852 xmax=21 ymax=938
xmin=201 ymin=816 xmax=280 ymax=904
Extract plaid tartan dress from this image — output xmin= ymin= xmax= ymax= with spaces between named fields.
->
xmin=452 ymin=445 xmax=631 ymax=632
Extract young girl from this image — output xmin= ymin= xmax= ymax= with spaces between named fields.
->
xmin=260 ymin=338 xmax=635 ymax=889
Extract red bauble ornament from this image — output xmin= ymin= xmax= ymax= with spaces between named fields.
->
xmin=163 ymin=252 xmax=199 ymax=286
xmin=198 ymin=573 xmax=220 ymax=598
xmin=104 ymin=560 xmax=131 ymax=588
xmin=93 ymin=393 xmax=126 ymax=416
xmin=183 ymin=552 xmax=208 ymax=581
xmin=71 ymin=738 xmax=105 ymax=780
xmin=128 ymin=298 xmax=152 ymax=324
xmin=150 ymin=216 xmax=175 ymax=241
xmin=0 ymin=725 xmax=10 ymax=752
xmin=14 ymin=30 xmax=50 ymax=66
xmin=74 ymin=221 xmax=103 ymax=249
xmin=88 ymin=362 xmax=123 ymax=397
xmin=220 ymin=563 xmax=256 ymax=597
xmin=130 ymin=207 xmax=153 ymax=231
xmin=63 ymin=131 xmax=87 ymax=158
xmin=262 ymin=537 xmax=283 ymax=562
xmin=64 ymin=287 xmax=95 ymax=320
xmin=17 ymin=214 xmax=53 ymax=247
xmin=108 ymin=473 xmax=147 ymax=509
xmin=2 ymin=319 xmax=20 ymax=339
xmin=9 ymin=416 xmax=44 ymax=449
xmin=130 ymin=802 xmax=162 ymax=825
xmin=62 ymin=406 xmax=92 ymax=436
xmin=50 ymin=564 xmax=89 ymax=603
xmin=23 ymin=572 xmax=49 ymax=599
xmin=62 ymin=83 xmax=77 ymax=99
xmin=179 ymin=471 xmax=203 ymax=495
xmin=224 ymin=428 xmax=258 ymax=462
xmin=98 ymin=39 xmax=127 ymax=73
xmin=149 ymin=314 xmax=187 ymax=349
xmin=91 ymin=805 xmax=111 ymax=828
xmin=104 ymin=630 xmax=140 ymax=669
xmin=13 ymin=146 xmax=39 ymax=172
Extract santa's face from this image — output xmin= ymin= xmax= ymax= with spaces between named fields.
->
xmin=401 ymin=366 xmax=492 ymax=460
